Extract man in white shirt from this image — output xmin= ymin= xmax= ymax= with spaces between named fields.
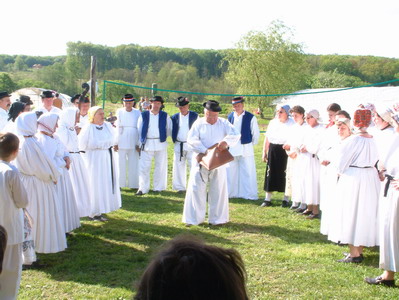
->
xmin=115 ymin=94 xmax=141 ymax=189
xmin=182 ymin=100 xmax=240 ymax=226
xmin=35 ymin=90 xmax=62 ymax=115
xmin=227 ymin=96 xmax=260 ymax=200
xmin=137 ymin=96 xmax=172 ymax=195
xmin=171 ymin=97 xmax=198 ymax=193
xmin=0 ymin=91 xmax=11 ymax=131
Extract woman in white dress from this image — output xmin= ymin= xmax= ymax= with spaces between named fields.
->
xmin=283 ymin=105 xmax=306 ymax=210
xmin=297 ymin=109 xmax=324 ymax=219
xmin=328 ymin=109 xmax=380 ymax=263
xmin=79 ymin=106 xmax=121 ymax=221
xmin=56 ymin=107 xmax=91 ymax=218
xmin=15 ymin=112 xmax=66 ymax=253
xmin=37 ymin=113 xmax=80 ymax=233
xmin=365 ymin=117 xmax=399 ymax=286
xmin=320 ymin=116 xmax=352 ymax=235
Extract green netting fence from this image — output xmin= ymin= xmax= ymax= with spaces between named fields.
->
xmin=101 ymin=78 xmax=399 ymax=108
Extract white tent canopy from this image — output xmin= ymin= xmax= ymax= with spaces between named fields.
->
xmin=11 ymin=87 xmax=73 ymax=110
xmin=275 ymin=86 xmax=399 ymax=124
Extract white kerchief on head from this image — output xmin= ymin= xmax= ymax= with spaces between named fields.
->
xmin=59 ymin=107 xmax=78 ymax=129
xmin=38 ymin=113 xmax=59 ymax=135
xmin=16 ymin=112 xmax=38 ymax=136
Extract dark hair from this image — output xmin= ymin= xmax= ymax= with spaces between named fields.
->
xmin=0 ymin=225 xmax=6 ymax=274
xmin=336 ymin=110 xmax=351 ymax=120
xmin=134 ymin=235 xmax=248 ymax=300
xmin=8 ymin=101 xmax=26 ymax=122
xmin=79 ymin=96 xmax=90 ymax=104
xmin=290 ymin=105 xmax=305 ymax=115
xmin=0 ymin=133 xmax=19 ymax=159
xmin=327 ymin=103 xmax=341 ymax=112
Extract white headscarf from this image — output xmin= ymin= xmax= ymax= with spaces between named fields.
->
xmin=37 ymin=113 xmax=59 ymax=135
xmin=15 ymin=112 xmax=60 ymax=182
xmin=56 ymin=107 xmax=79 ymax=152
xmin=16 ymin=112 xmax=38 ymax=136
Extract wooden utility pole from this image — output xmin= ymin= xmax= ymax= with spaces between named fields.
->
xmin=90 ymin=56 xmax=97 ymax=106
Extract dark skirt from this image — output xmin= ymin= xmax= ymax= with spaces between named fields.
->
xmin=264 ymin=143 xmax=288 ymax=192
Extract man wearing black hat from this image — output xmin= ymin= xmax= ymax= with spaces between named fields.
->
xmin=0 ymin=92 xmax=11 ymax=131
xmin=226 ymin=96 xmax=260 ymax=200
xmin=136 ymin=96 xmax=172 ymax=195
xmin=171 ymin=97 xmax=198 ymax=192
xmin=35 ymin=90 xmax=62 ymax=115
xmin=115 ymin=94 xmax=141 ymax=189
xmin=182 ymin=100 xmax=240 ymax=226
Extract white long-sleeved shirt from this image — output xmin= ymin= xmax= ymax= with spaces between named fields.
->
xmin=187 ymin=117 xmax=240 ymax=154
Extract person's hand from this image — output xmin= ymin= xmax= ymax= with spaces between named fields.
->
xmin=216 ymin=141 xmax=228 ymax=151
xmin=196 ymin=153 xmax=205 ymax=163
xmin=378 ymin=170 xmax=386 ymax=182
xmin=114 ymin=145 xmax=119 ymax=152
xmin=289 ymin=152 xmax=297 ymax=159
xmin=321 ymin=160 xmax=330 ymax=166
xmin=64 ymin=157 xmax=71 ymax=170
xmin=262 ymin=152 xmax=268 ymax=163
xmin=282 ymin=144 xmax=290 ymax=151
xmin=135 ymin=145 xmax=141 ymax=153
xmin=392 ymin=179 xmax=399 ymax=191
xmin=300 ymin=145 xmax=307 ymax=153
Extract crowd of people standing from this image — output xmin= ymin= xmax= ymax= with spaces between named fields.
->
xmin=1 ymin=87 xmax=399 ymax=298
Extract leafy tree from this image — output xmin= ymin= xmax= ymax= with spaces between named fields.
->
xmin=16 ymin=78 xmax=50 ymax=89
xmin=309 ymin=70 xmax=366 ymax=88
xmin=225 ymin=20 xmax=307 ymax=117
xmin=0 ymin=72 xmax=18 ymax=92
xmin=13 ymin=56 xmax=28 ymax=71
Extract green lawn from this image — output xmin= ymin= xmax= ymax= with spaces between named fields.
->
xmin=18 ymin=115 xmax=398 ymax=299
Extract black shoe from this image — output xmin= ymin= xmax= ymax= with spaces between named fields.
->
xmin=365 ymin=276 xmax=395 ymax=287
xmin=296 ymin=207 xmax=306 ymax=213
xmin=337 ymin=254 xmax=363 ymax=263
xmin=94 ymin=215 xmax=108 ymax=222
xmin=281 ymin=201 xmax=289 ymax=208
xmin=290 ymin=205 xmax=300 ymax=210
xmin=306 ymin=213 xmax=320 ymax=219
xmin=136 ymin=190 xmax=144 ymax=196
xmin=260 ymin=201 xmax=272 ymax=207
xmin=302 ymin=210 xmax=313 ymax=216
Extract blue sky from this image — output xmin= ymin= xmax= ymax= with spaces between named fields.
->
xmin=2 ymin=0 xmax=399 ymax=58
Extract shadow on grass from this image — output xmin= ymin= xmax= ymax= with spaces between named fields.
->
xmin=121 ymin=189 xmax=185 ymax=214
xmin=35 ymin=218 xmax=236 ymax=291
xmin=227 ymin=222 xmax=330 ymax=244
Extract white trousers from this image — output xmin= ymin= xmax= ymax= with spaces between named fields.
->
xmin=182 ymin=163 xmax=229 ymax=225
xmin=138 ymin=150 xmax=168 ymax=193
xmin=227 ymin=155 xmax=258 ymax=200
xmin=0 ymin=244 xmax=22 ymax=300
xmin=172 ymin=147 xmax=193 ymax=191
xmin=118 ymin=148 xmax=139 ymax=188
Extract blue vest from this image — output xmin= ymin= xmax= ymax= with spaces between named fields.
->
xmin=171 ymin=111 xmax=198 ymax=143
xmin=228 ymin=111 xmax=254 ymax=144
xmin=140 ymin=110 xmax=168 ymax=144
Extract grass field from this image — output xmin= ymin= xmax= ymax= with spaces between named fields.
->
xmin=18 ymin=108 xmax=399 ymax=299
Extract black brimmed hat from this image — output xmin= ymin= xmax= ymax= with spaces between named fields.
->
xmin=122 ymin=94 xmax=136 ymax=102
xmin=175 ymin=96 xmax=189 ymax=107
xmin=40 ymin=90 xmax=54 ymax=98
xmin=231 ymin=96 xmax=245 ymax=104
xmin=19 ymin=95 xmax=33 ymax=105
xmin=150 ymin=96 xmax=164 ymax=103
xmin=0 ymin=91 xmax=11 ymax=99
xmin=203 ymin=100 xmax=222 ymax=112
